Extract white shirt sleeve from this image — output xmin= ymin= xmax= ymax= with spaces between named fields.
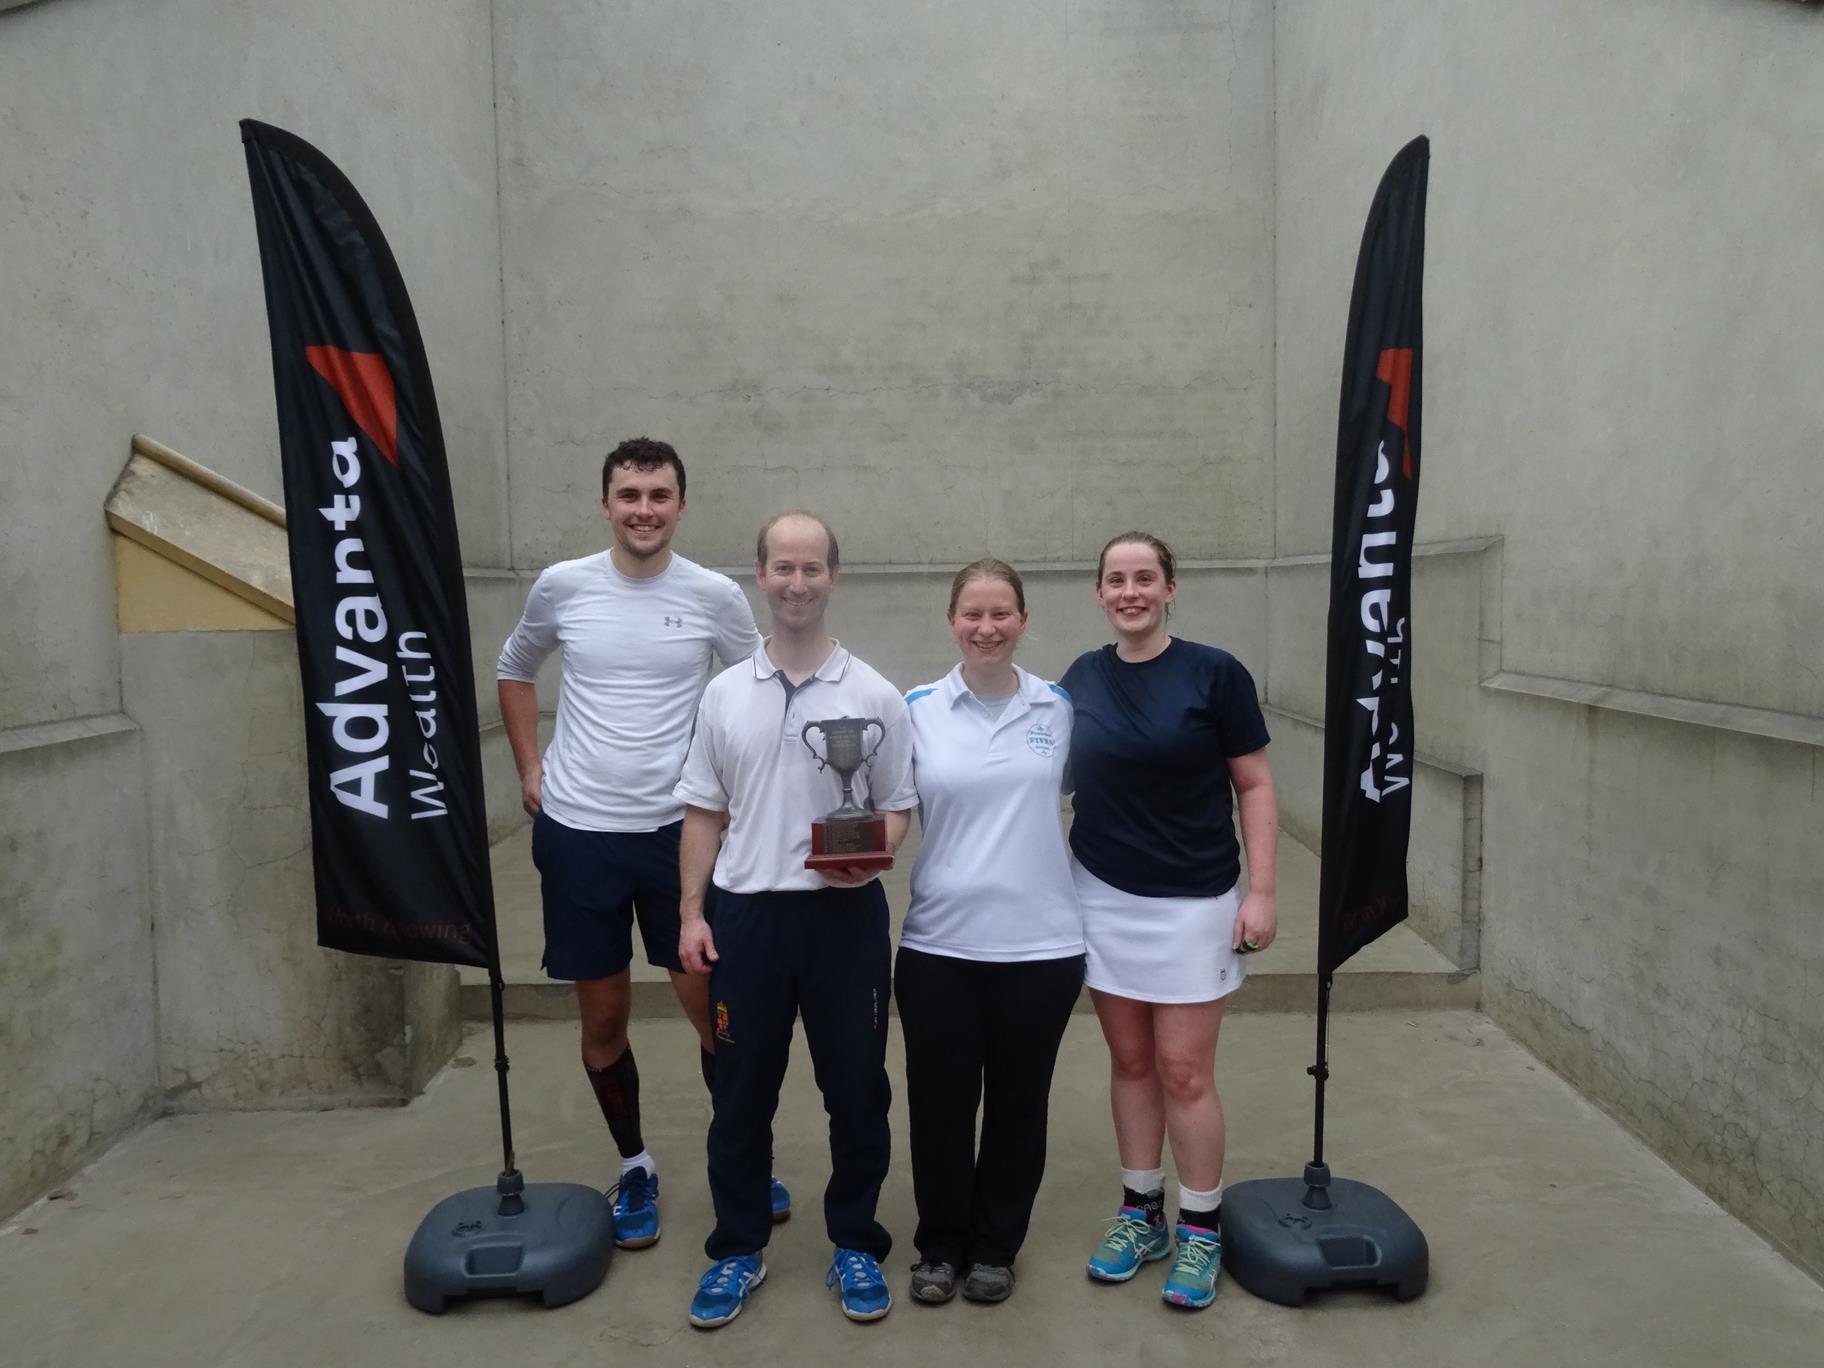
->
xmin=713 ymin=578 xmax=762 ymax=666
xmin=496 ymin=571 xmax=558 ymax=683
xmin=866 ymin=703 xmax=919 ymax=812
xmin=673 ymin=699 xmax=730 ymax=811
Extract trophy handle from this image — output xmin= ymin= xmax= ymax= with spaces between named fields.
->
xmin=800 ymin=720 xmax=830 ymax=772
xmin=859 ymin=718 xmax=886 ymax=809
xmin=860 ymin=718 xmax=886 ymax=764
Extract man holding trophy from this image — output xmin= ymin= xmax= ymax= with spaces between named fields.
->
xmin=675 ymin=510 xmax=917 ymax=1330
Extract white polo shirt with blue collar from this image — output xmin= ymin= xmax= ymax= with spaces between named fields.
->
xmin=674 ymin=640 xmax=917 ymax=894
xmin=901 ymin=665 xmax=1084 ymax=962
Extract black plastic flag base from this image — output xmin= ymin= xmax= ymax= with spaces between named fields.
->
xmin=403 ymin=1169 xmax=614 ymax=1313
xmin=1220 ymin=1164 xmax=1428 ymax=1307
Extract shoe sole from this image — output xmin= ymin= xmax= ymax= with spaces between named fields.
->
xmin=616 ymin=1228 xmax=660 ymax=1250
xmin=961 ymin=1284 xmax=1012 ymax=1304
xmin=771 ymin=1207 xmax=791 ymax=1224
xmin=838 ymin=1300 xmax=892 ymax=1323
xmin=689 ymin=1263 xmax=767 ymax=1329
xmin=1162 ymin=1287 xmax=1216 ymax=1310
xmin=1086 ymin=1243 xmax=1174 ymax=1283
xmin=910 ymin=1284 xmax=956 ymax=1304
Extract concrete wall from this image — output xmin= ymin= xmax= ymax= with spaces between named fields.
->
xmin=0 ymin=0 xmax=505 ymax=1210
xmin=1274 ymin=0 xmax=1824 ymax=716
xmin=493 ymin=0 xmax=1276 ymax=571
xmin=0 ymin=718 xmax=158 ymax=1216
xmin=1274 ymin=0 xmax=1824 ymax=1275
xmin=122 ymin=630 xmax=460 ymax=1110
xmin=0 ymin=0 xmax=508 ymax=734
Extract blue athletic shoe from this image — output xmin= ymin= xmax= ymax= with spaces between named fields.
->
xmin=689 ymin=1254 xmax=766 ymax=1329
xmin=608 ymin=1166 xmax=660 ymax=1249
xmin=826 ymin=1248 xmax=892 ymax=1322
xmin=770 ymin=1174 xmax=792 ymax=1223
xmin=1086 ymin=1205 xmax=1173 ymax=1282
xmin=1161 ymin=1224 xmax=1222 ymax=1309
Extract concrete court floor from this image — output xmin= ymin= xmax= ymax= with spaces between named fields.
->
xmin=5 ymin=1014 xmax=1822 ymax=1368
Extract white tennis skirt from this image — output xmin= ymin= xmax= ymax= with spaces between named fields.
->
xmin=1073 ymin=859 xmax=1247 ymax=1005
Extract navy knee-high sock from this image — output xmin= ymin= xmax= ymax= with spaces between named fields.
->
xmin=585 ymin=1047 xmax=644 ymax=1159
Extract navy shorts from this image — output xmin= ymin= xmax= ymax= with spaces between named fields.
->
xmin=531 ymin=810 xmax=684 ymax=980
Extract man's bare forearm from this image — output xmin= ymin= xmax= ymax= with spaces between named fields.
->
xmin=679 ymin=804 xmax=726 ymax=921
xmin=498 ymin=679 xmax=542 ymax=779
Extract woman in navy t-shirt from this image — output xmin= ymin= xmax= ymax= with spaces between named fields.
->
xmin=1062 ymin=530 xmax=1279 ymax=1311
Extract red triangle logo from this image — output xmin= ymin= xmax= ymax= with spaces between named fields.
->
xmin=305 ymin=346 xmax=399 ymax=466
xmin=1374 ymin=347 xmax=1415 ymax=477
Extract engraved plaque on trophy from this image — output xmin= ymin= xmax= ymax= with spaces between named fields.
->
xmin=800 ymin=716 xmax=893 ymax=873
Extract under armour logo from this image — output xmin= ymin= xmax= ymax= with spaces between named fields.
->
xmin=663 ymin=615 xmax=684 ymax=628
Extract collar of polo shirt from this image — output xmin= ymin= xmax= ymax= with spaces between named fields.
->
xmin=933 ymin=662 xmax=1055 ymax=709
xmin=749 ymin=639 xmax=853 ymax=684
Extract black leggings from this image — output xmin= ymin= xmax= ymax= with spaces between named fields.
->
xmin=894 ymin=946 xmax=1085 ymax=1269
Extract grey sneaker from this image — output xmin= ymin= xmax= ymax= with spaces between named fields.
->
xmin=909 ymin=1260 xmax=957 ymax=1304
xmin=961 ymin=1263 xmax=1014 ymax=1303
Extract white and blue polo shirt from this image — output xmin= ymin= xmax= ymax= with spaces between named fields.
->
xmin=901 ymin=665 xmax=1084 ymax=962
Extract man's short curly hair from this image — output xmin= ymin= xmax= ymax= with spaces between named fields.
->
xmin=602 ymin=437 xmax=686 ymax=500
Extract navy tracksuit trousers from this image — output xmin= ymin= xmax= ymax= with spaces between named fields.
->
xmin=704 ymin=880 xmax=893 ymax=1261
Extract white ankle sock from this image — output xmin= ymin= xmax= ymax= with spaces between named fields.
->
xmin=1121 ymin=1166 xmax=1166 ymax=1195
xmin=621 ymin=1150 xmax=655 ymax=1179
xmin=1178 ymin=1182 xmax=1223 ymax=1220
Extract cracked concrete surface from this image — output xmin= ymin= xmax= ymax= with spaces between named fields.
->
xmin=4 ymin=1014 xmax=1821 ymax=1368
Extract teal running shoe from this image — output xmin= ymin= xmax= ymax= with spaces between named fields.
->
xmin=608 ymin=1166 xmax=659 ymax=1249
xmin=770 ymin=1174 xmax=792 ymax=1223
xmin=826 ymin=1248 xmax=892 ymax=1322
xmin=1160 ymin=1224 xmax=1222 ymax=1309
xmin=1086 ymin=1205 xmax=1173 ymax=1282
xmin=688 ymin=1254 xmax=766 ymax=1328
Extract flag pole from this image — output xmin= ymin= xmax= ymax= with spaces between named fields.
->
xmin=489 ymin=971 xmax=523 ymax=1212
xmin=1304 ymin=974 xmax=1333 ymax=1207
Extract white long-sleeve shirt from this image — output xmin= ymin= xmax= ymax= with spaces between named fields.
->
xmin=496 ymin=551 xmax=761 ymax=831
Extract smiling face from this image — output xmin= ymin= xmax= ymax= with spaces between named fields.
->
xmin=602 ymin=462 xmax=683 ymax=563
xmin=755 ymin=513 xmax=838 ymax=635
xmin=1095 ymin=540 xmax=1175 ymax=641
xmin=949 ymin=575 xmax=1028 ymax=673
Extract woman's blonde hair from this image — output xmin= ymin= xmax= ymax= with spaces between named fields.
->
xmin=947 ymin=557 xmax=1026 ymax=615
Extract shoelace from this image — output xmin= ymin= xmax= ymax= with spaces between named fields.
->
xmin=610 ymin=1169 xmax=653 ymax=1211
xmin=1173 ymin=1233 xmax=1220 ymax=1276
xmin=1100 ymin=1212 xmax=1157 ymax=1255
xmin=701 ymin=1258 xmax=755 ymax=1293
xmin=834 ymin=1251 xmax=883 ymax=1289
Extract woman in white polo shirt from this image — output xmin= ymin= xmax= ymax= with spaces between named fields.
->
xmin=897 ymin=558 xmax=1084 ymax=1308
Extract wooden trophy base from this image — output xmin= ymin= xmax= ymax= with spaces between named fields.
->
xmin=805 ymin=813 xmax=894 ymax=873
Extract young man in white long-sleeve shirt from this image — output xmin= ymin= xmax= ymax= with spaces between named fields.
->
xmin=496 ymin=437 xmax=786 ymax=1248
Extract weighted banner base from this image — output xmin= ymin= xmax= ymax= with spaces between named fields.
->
xmin=404 ymin=1171 xmax=614 ymax=1313
xmin=1220 ymin=1166 xmax=1427 ymax=1307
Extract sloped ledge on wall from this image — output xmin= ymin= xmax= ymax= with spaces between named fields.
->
xmin=104 ymin=435 xmax=293 ymax=630
xmin=1483 ymin=671 xmax=1824 ymax=750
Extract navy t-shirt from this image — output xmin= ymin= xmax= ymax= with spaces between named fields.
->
xmin=1061 ymin=639 xmax=1271 ymax=899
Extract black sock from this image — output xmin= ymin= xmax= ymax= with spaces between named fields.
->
xmin=584 ymin=1047 xmax=643 ymax=1159
xmin=1179 ymin=1205 xmax=1222 ymax=1233
xmin=1124 ymin=1185 xmax=1167 ymax=1229
xmin=700 ymin=1045 xmax=716 ymax=1093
